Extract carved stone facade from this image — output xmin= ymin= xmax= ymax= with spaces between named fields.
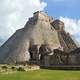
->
xmin=0 ymin=11 xmax=79 ymax=66
xmin=43 ymin=48 xmax=80 ymax=67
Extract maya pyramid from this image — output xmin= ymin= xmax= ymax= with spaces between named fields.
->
xmin=0 ymin=11 xmax=77 ymax=64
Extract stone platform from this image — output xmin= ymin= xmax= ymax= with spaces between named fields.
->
xmin=40 ymin=65 xmax=80 ymax=70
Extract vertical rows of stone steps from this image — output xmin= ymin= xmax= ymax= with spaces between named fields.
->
xmin=59 ymin=31 xmax=77 ymax=52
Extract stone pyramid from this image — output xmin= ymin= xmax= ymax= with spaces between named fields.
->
xmin=0 ymin=11 xmax=77 ymax=64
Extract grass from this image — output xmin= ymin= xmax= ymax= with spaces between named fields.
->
xmin=0 ymin=69 xmax=80 ymax=80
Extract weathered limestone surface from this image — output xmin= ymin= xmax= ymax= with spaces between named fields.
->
xmin=0 ymin=11 xmax=78 ymax=65
xmin=51 ymin=20 xmax=77 ymax=52
xmin=0 ymin=11 xmax=61 ymax=64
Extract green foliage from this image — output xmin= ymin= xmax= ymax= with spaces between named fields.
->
xmin=11 ymin=66 xmax=16 ymax=71
xmin=1 ymin=66 xmax=8 ymax=69
xmin=17 ymin=67 xmax=25 ymax=71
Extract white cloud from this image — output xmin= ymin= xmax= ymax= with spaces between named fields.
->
xmin=59 ymin=17 xmax=80 ymax=35
xmin=59 ymin=17 xmax=80 ymax=46
xmin=0 ymin=0 xmax=47 ymax=45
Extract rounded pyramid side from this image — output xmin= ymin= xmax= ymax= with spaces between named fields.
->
xmin=0 ymin=11 xmax=61 ymax=64
xmin=0 ymin=28 xmax=31 ymax=64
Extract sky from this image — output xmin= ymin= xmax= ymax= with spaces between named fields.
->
xmin=0 ymin=0 xmax=80 ymax=46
